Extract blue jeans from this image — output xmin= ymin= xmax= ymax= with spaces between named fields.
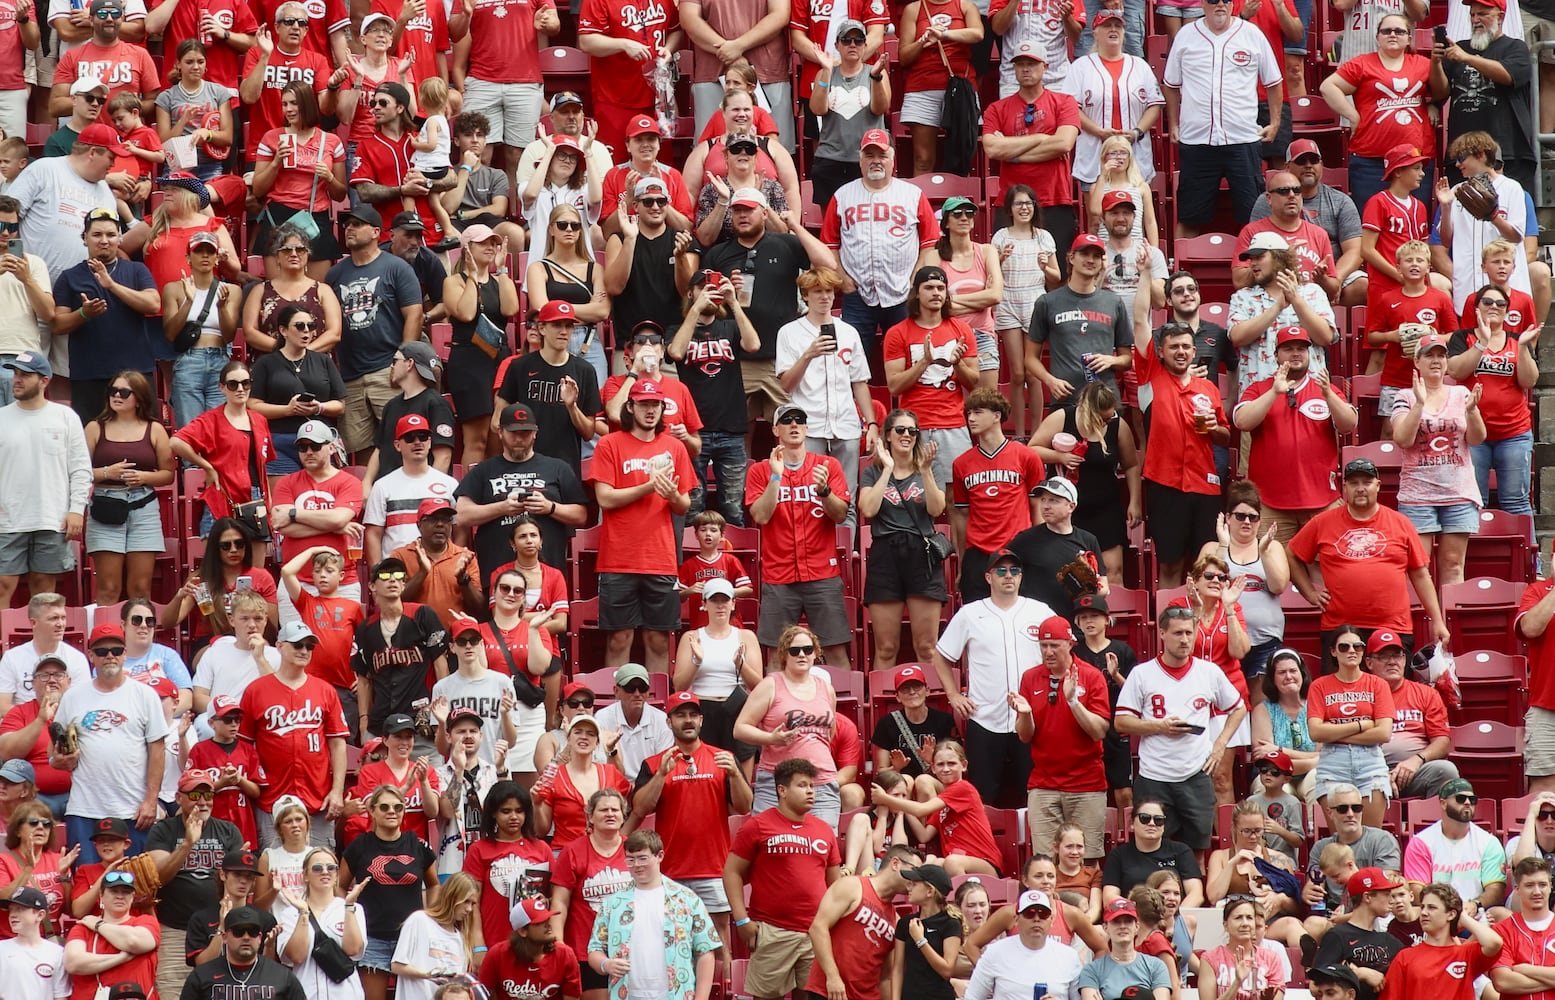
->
xmin=841 ymin=293 xmax=907 ymax=360
xmin=569 ymin=324 xmax=608 ymax=386
xmin=1348 ymin=155 xmax=1434 ymax=218
xmin=171 ymin=345 xmax=230 ymax=428
xmin=68 ymin=814 xmax=150 ymax=864
xmin=1075 ymin=0 xmax=1146 ymax=57
xmin=1471 ymin=431 xmax=1533 ymax=517
xmin=0 ymin=363 xmax=12 ymax=406
xmin=690 ymin=430 xmax=748 ymax=526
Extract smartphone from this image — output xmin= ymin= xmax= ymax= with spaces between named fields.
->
xmin=297 ymin=392 xmax=316 ymax=404
xmin=236 ymin=575 xmax=253 ymax=593
xmin=1433 ymin=25 xmax=1449 ymax=46
xmin=820 ymin=322 xmax=837 ymax=353
xmin=1183 ymin=723 xmax=1207 ymax=736
xmin=7 ymin=240 xmax=21 ymax=259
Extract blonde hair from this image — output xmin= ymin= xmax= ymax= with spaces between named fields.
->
xmin=1098 ymin=134 xmax=1146 ymax=189
xmin=418 ymin=77 xmax=448 ymax=114
xmin=1395 ymin=240 xmax=1430 ymax=263
xmin=541 ymin=203 xmax=584 ymax=260
xmin=147 ymin=186 xmax=205 ymax=245
xmin=1318 ymin=840 xmax=1355 ymax=871
xmin=1483 ymin=238 xmax=1519 ymax=262
xmin=230 ymin=591 xmax=270 ymax=620
xmin=1074 ymin=382 xmax=1117 ymax=457
xmin=422 ymin=871 xmax=480 ymax=964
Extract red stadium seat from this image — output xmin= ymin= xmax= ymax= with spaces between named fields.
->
xmin=0 ymin=605 xmax=87 ymax=647
xmin=1463 ymin=510 xmax=1536 ymax=583
xmin=1104 ymin=587 xmax=1155 ymax=660
xmin=815 ymin=664 xmax=867 ymax=734
xmin=982 ymin=805 xmax=1025 ymax=877
xmin=902 ymin=173 xmax=982 ymax=209
xmin=1288 ymin=96 xmax=1346 ymax=164
xmin=1173 ymin=234 xmax=1238 ymax=302
xmin=568 ymin=525 xmax=604 ymax=601
xmin=1442 ymin=577 xmax=1526 ymax=656
xmin=1347 ymin=373 xmax=1383 ymax=445
xmin=1404 ymin=797 xmax=1444 ymax=834
xmin=539 ymin=46 xmax=591 ymax=93
xmin=1277 ymin=588 xmax=1324 ymax=660
xmin=1452 ymin=650 xmax=1528 ymax=727
xmin=1450 ymin=720 xmax=1525 ymax=803
xmin=1501 ymin=794 xmax=1538 ymax=839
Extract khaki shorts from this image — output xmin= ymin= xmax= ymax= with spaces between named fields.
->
xmin=341 ymin=367 xmax=396 ymax=454
xmin=25 ymin=46 xmax=56 ymax=88
xmin=1527 ymin=13 xmax=1555 ymax=65
xmin=743 ymin=921 xmax=814 ymax=998
xmin=742 ymin=359 xmax=789 ymax=423
xmin=1027 ymin=788 xmax=1108 ymax=860
xmin=1526 ymin=706 xmax=1555 ymax=776
xmin=1261 ymin=503 xmax=1330 ymax=544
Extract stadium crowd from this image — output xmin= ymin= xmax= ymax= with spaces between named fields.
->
xmin=0 ymin=0 xmax=1552 ymax=999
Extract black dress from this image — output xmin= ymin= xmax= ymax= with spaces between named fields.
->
xmin=446 ymin=273 xmax=510 ymax=420
xmin=1063 ymin=408 xmax=1127 ymax=551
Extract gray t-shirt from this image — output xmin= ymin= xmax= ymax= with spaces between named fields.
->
xmin=9 ymin=158 xmax=112 ymax=285
xmin=1077 ymin=953 xmax=1171 ymax=1000
xmin=1028 ymin=284 xmax=1132 ymax=400
xmin=430 ymin=670 xmax=515 ymax=765
xmin=1249 ymin=183 xmax=1362 ymax=248
xmin=326 ymin=250 xmax=423 ymax=380
xmin=456 ymin=165 xmax=511 ymax=218
xmin=816 ymin=70 xmax=887 ymax=164
xmin=1100 ymin=237 xmax=1169 ymax=328
xmin=860 ymin=463 xmax=936 ymax=536
xmin=155 ymin=81 xmax=235 ymax=128
xmin=1313 ymin=827 xmax=1402 ymax=908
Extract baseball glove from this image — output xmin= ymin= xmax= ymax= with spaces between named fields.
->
xmin=123 ymin=852 xmax=162 ymax=904
xmin=1455 ymin=173 xmax=1499 ymax=221
xmin=1397 ymin=323 xmax=1433 ymax=361
xmin=1057 ymin=554 xmax=1101 ymax=598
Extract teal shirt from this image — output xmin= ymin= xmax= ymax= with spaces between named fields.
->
xmin=589 ymin=878 xmax=721 ymax=1000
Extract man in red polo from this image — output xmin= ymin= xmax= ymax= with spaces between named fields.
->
xmin=1233 ymin=325 xmax=1358 ymax=539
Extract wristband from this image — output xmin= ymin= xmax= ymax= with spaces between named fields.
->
xmin=733 ymin=918 xmax=751 ymax=928
xmin=770 ymin=473 xmax=781 ymax=483
xmin=816 ymin=484 xmax=832 ymax=498
xmin=870 ymin=73 xmax=884 ymax=80
xmin=473 ymin=946 xmax=488 ymax=954
xmin=815 ymin=79 xmax=829 ymax=87
xmin=914 ymin=938 xmax=928 ymax=948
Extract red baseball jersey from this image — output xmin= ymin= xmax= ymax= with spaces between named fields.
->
xmin=187 ymin=737 xmax=266 ymax=849
xmin=237 ymin=674 xmax=349 ymax=812
xmin=744 ymin=452 xmax=849 ymax=585
xmin=678 ymin=551 xmax=751 ymax=630
xmin=952 ymin=440 xmax=1046 ymax=553
xmin=1362 ymin=190 xmax=1430 ymax=303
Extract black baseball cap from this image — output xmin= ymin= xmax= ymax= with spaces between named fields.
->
xmin=1306 ymin=965 xmax=1360 ymax=991
xmin=1344 ymin=458 xmax=1379 ymax=480
xmin=382 ymin=713 xmax=417 ymax=735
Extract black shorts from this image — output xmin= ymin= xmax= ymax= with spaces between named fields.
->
xmin=597 ymin=572 xmax=681 ymax=631
xmin=958 ymin=545 xmax=993 ymax=603
xmin=1144 ymin=481 xmax=1220 ymax=565
xmin=580 ymin=961 xmax=608 ymax=992
xmin=1175 ymin=141 xmax=1264 ymax=228
xmin=862 ymin=531 xmax=948 ymax=604
xmin=1258 ymin=99 xmax=1295 ymax=164
xmin=1135 ymin=771 xmax=1216 ymax=850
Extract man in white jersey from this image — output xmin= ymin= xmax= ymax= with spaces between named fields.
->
xmin=931 ymin=548 xmax=1055 ymax=806
xmin=819 ymin=130 xmax=940 ymax=355
xmin=1114 ymin=605 xmax=1246 ymax=859
xmin=1162 ymin=0 xmax=1284 ymax=238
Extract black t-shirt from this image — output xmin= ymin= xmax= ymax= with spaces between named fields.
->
xmin=859 ymin=465 xmax=936 ymax=537
xmin=179 ymin=956 xmax=306 ymax=1000
xmin=611 ymin=227 xmax=688 ymax=336
xmin=1004 ymin=523 xmax=1106 ymax=616
xmin=250 ymin=350 xmax=348 ymax=435
xmin=1313 ymin=922 xmax=1401 ymax=1000
xmin=869 ymin=708 xmax=957 ymax=777
xmin=351 ymin=603 xmax=448 ymax=734
xmin=142 ymin=815 xmax=246 ymax=928
xmin=1444 ymin=35 xmax=1534 ymax=163
xmin=894 ymin=909 xmax=961 ymax=1000
xmin=1073 ymin=638 xmax=1138 ymax=746
xmin=496 ymin=351 xmax=603 ymax=475
xmin=700 ymin=232 xmax=809 ymax=358
xmin=675 ymin=318 xmax=749 ymax=434
xmin=341 ymin=829 xmax=437 ymax=940
xmin=453 ymin=452 xmax=585 ymax=580
xmin=375 ymin=389 xmax=458 ymax=477
xmin=1100 ymin=839 xmax=1202 ymax=896
xmin=185 ymin=904 xmax=278 ymax=966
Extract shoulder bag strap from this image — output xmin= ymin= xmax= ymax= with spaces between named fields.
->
xmin=491 ymin=624 xmax=544 ymax=700
xmin=890 ymin=710 xmax=931 ymax=772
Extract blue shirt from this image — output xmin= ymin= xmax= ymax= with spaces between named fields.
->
xmin=52 ymin=259 xmax=158 ymax=380
xmin=123 ymin=642 xmax=194 ymax=689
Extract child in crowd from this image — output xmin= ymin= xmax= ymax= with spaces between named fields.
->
xmin=677 ymin=510 xmax=752 ymax=629
xmin=186 ymin=694 xmax=264 ymax=849
xmin=409 ymin=77 xmax=454 ymax=240
xmin=1070 ymin=594 xmax=1138 ymax=811
xmin=0 ymin=136 xmax=28 ymax=195
xmin=107 ymin=92 xmax=164 ymax=215
xmin=1243 ymin=748 xmax=1305 ymax=858
xmin=281 ymin=545 xmax=366 ymax=741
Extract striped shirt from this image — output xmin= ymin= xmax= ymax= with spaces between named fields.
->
xmin=821 ymin=179 xmax=940 ymax=308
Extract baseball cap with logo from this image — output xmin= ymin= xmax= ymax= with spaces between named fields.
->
xmin=1367 ymin=630 xmax=1405 ymax=654
xmin=1039 ymin=617 xmax=1076 ymax=642
xmin=1071 ymin=233 xmax=1106 ymax=253
xmin=2 ymin=351 xmax=52 ymax=378
xmin=449 ymin=613 xmax=482 ymax=639
xmin=537 ymin=300 xmax=577 ymax=324
xmin=146 ymin=674 xmax=177 ymax=700
xmin=1036 ymin=477 xmax=1079 ymax=504
xmin=211 ymin=695 xmax=243 ymax=719
xmin=510 ymin=896 xmax=555 ymax=929
xmin=92 ymin=817 xmax=131 ymax=841
xmin=628 ymin=379 xmax=666 ymax=403
xmin=989 ymin=547 xmax=1021 ymax=568
xmin=1017 ymin=889 xmax=1053 ymax=914
xmin=390 ymin=210 xmax=424 ymax=233
xmin=400 ymin=341 xmax=441 ymax=382
xmin=730 ymin=187 xmax=768 ymax=210
xmin=666 ymin=690 xmax=701 ymax=712
xmin=1101 ymin=190 xmax=1136 ymax=213
xmin=1287 ymin=139 xmax=1323 ymax=163
xmin=295 ymin=419 xmax=337 ymax=446
xmin=1275 ymin=325 xmax=1311 ymax=347
xmin=0 ymin=759 xmax=34 ymax=784
xmin=1256 ymin=747 xmax=1293 ymax=773
xmin=1239 ymin=231 xmax=1290 ymax=258
xmin=9 ymin=886 xmax=48 ymax=911
xmin=178 ymin=769 xmax=216 ymax=792
xmin=88 ymin=622 xmax=125 ymax=646
xmin=277 ymin=620 xmax=316 ymax=645
xmin=1383 ymin=143 xmax=1431 ymax=179
xmin=79 ymin=123 xmax=130 ymax=155
xmin=395 ymin=413 xmax=431 ymax=440
xmin=382 ymin=713 xmax=417 ymax=735
xmin=188 ymin=231 xmax=220 ymax=252
xmin=106 ymin=987 xmax=147 ymax=1000
xmin=1415 ymin=333 xmax=1448 ymax=358
xmin=1345 ymin=867 xmax=1402 ymax=896
xmin=634 ymin=177 xmax=669 ymax=201
xmin=1103 ymin=898 xmax=1138 ymax=921
xmin=894 ymin=664 xmax=928 ymax=690
xmin=417 ymin=497 xmax=454 ymax=520
xmin=222 ymin=849 xmax=261 ymax=873
xmin=549 ymin=91 xmax=584 ymax=111
xmin=1010 ymin=40 xmax=1047 ymax=62
xmin=626 ymin=115 xmax=661 ymax=138
xmin=447 ymin=707 xmax=484 ymax=729
xmin=1073 ymin=593 xmax=1110 ymax=617
xmin=860 ymin=128 xmax=891 ymax=152
xmin=500 ymin=402 xmax=539 ymax=431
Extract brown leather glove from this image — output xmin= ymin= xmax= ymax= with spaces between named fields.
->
xmin=1454 ymin=174 xmax=1500 ymax=222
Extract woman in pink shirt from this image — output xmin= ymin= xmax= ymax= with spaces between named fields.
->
xmin=1198 ymin=895 xmax=1288 ymax=1000
xmin=734 ymin=625 xmax=840 ymax=826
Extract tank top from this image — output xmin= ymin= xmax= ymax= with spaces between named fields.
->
xmin=1228 ymin=547 xmax=1284 ymax=646
xmin=451 ymin=273 xmax=507 ymax=350
xmin=941 ymin=246 xmax=994 ymax=333
xmin=91 ymin=421 xmax=157 ymax=471
xmin=904 ymin=0 xmax=972 ymax=93
xmin=1061 ymin=407 xmax=1124 ymax=514
xmin=758 ymin=672 xmax=836 ymax=782
xmin=1171 ymin=912 xmax=1192 ymax=966
xmin=689 ymin=628 xmax=741 ymax=700
xmin=254 ymin=280 xmax=326 ymax=352
xmin=189 ymin=281 xmax=224 ymax=340
xmin=541 ymin=259 xmax=595 ymax=310
xmin=1267 ymin=703 xmax=1314 ymax=753
xmin=802 ymin=877 xmax=896 ymax=1000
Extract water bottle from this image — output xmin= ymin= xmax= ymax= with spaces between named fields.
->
xmin=1033 ymin=984 xmax=1048 ymax=1000
xmin=1307 ymin=863 xmax=1327 ymax=915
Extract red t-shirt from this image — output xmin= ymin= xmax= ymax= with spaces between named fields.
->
xmin=981 ymin=89 xmax=1081 ymax=209
xmin=478 ymin=618 xmax=547 ymax=680
xmin=272 ymin=468 xmax=363 ymax=585
xmin=0 ymin=0 xmax=25 ymax=90
xmin=576 ymin=0 xmax=679 ymax=110
xmin=187 ymin=736 xmax=266 ymax=849
xmin=1133 ymin=346 xmax=1225 ymax=496
xmin=832 ymin=713 xmax=862 ymax=772
xmin=637 ymin=742 xmax=732 ymax=880
xmin=588 ymin=430 xmax=697 ymax=576
xmin=293 ymin=591 xmax=363 ymax=690
xmin=1389 ymin=678 xmax=1450 ymax=748
xmin=151 ymin=0 xmax=258 ymax=87
xmin=1288 ymin=505 xmax=1429 ymax=631
xmin=1235 ymin=374 xmax=1344 ymax=510
xmin=533 ymin=765 xmax=632 ymax=848
xmin=462 ymin=836 xmax=554 ymax=941
xmin=463 ymin=0 xmax=554 ymax=83
xmin=1336 ymin=52 xmax=1436 ymax=159
xmin=65 ymin=915 xmax=162 ymax=1000
xmin=479 ymin=938 xmax=582 ymax=1000
xmin=730 ymin=808 xmax=841 ymax=932
xmin=881 ymin=317 xmax=977 ymax=430
xmin=348 ymin=758 xmax=442 ymax=844
xmin=237 ymin=673 xmax=349 ymax=812
xmin=54 ymin=40 xmax=160 ymax=121
xmin=1494 ymin=912 xmax=1555 ymax=1000
xmin=1234 ymin=218 xmax=1336 ymax=285
xmin=743 ymin=452 xmax=849 ymax=585
xmin=368 ymin=0 xmax=448 ymax=84
xmin=1448 ymin=330 xmax=1533 ymax=440
xmin=0 ymin=852 xmax=65 ymax=936
xmin=952 ymin=440 xmax=1046 ymax=554
xmin=935 ymin=779 xmax=1000 ymax=868
xmin=1017 ymin=661 xmax=1110 ymax=792
xmin=0 ymin=701 xmax=71 ymax=794
xmin=111 ymin=124 xmax=163 ymax=180
xmin=1461 ymin=288 xmax=1538 ymax=337
xmin=257 ymin=128 xmax=347 ymax=214
xmin=600 ymin=163 xmax=695 ymax=222
xmin=1519 ymin=579 xmax=1555 ymax=711
xmin=790 ymin=0 xmax=892 ymax=96
xmin=1361 ymin=190 xmax=1430 ymax=302
xmin=600 ymin=375 xmax=703 ymax=434
xmin=239 ymin=46 xmax=332 ymax=161
xmin=1368 ymin=284 xmax=1456 ymax=388
xmin=351 ymin=129 xmax=445 ymax=242
xmin=551 ymin=834 xmax=631 ymax=956
xmin=1307 ymin=671 xmax=1396 ymax=726
xmin=677 ymin=552 xmax=751 ymax=630
xmin=1379 ymin=940 xmax=1495 ymax=1000
xmin=801 ymin=877 xmax=897 ymax=1000
xmin=254 ymin=0 xmax=351 ymax=63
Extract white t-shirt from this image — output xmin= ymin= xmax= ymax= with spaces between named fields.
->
xmin=192 ymin=637 xmax=280 ymax=718
xmin=627 ymin=885 xmax=669 ymax=999
xmin=965 ymin=934 xmax=1083 ymax=1000
xmin=0 ymin=401 xmax=93 ymax=534
xmin=429 ymin=670 xmax=513 ymax=765
xmin=363 ymin=466 xmax=460 ymax=557
xmin=0 ymin=936 xmax=69 ymax=1000
xmin=57 ymin=677 xmax=170 ymax=819
xmin=277 ymin=896 xmax=367 ymax=1000
xmin=1447 ymin=172 xmax=1533 ymax=313
xmin=0 ymin=641 xmax=91 ymax=704
xmin=1116 ymin=657 xmax=1246 ymax=782
xmin=775 ymin=316 xmax=871 ymax=441
xmin=936 ymin=597 xmax=1056 ymax=733
xmin=8 ymin=159 xmax=114 ymax=289
xmin=159 ymin=723 xmax=198 ymax=803
xmin=391 ymin=911 xmax=468 ymax=1000
xmin=0 ymin=255 xmax=53 ymax=355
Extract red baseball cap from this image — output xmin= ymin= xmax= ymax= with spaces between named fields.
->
xmin=894 ymin=664 xmax=929 ymax=690
xmin=1382 ymin=143 xmax=1430 ymax=179
xmin=1275 ymin=325 xmax=1311 ymax=347
xmin=1071 ymin=233 xmax=1106 ymax=253
xmin=625 ymin=115 xmax=662 ymax=138
xmin=1101 ymin=189 xmax=1136 ymax=213
xmin=536 ymin=300 xmax=576 ymax=324
xmin=417 ymin=497 xmax=454 ymax=520
xmin=666 ymin=690 xmax=701 ymax=712
xmin=1463 ymin=0 xmax=1506 ymax=10
xmin=1286 ymin=139 xmax=1322 ymax=162
xmin=395 ymin=413 xmax=431 ymax=440
xmin=561 ymin=681 xmax=590 ymax=701
xmin=1103 ymin=899 xmax=1138 ymax=922
xmin=1346 ymin=867 xmax=1402 ymax=896
xmin=1367 ymin=629 xmax=1406 ymax=654
xmin=178 ymin=768 xmax=217 ymax=793
xmin=1039 ymin=617 xmax=1075 ymax=642
xmin=145 ymin=675 xmax=177 ymax=700
xmin=88 ymin=623 xmax=125 ymax=647
xmin=78 ymin=122 xmax=129 ymax=155
xmin=211 ymin=695 xmax=243 ymax=718
xmin=1256 ymin=747 xmax=1293 ymax=772
xmin=1414 ymin=333 xmax=1449 ymax=358
xmin=860 ymin=128 xmax=891 ymax=152
xmin=628 ymin=379 xmax=666 ymax=402
xmin=449 ymin=613 xmax=482 ymax=639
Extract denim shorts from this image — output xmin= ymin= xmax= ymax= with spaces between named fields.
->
xmin=973 ymin=329 xmax=1000 ymax=371
xmin=360 ymin=936 xmax=397 ymax=972
xmin=1398 ymin=501 xmax=1481 ymax=535
xmin=85 ymin=487 xmax=165 ymax=554
xmin=1314 ymin=743 xmax=1390 ymax=802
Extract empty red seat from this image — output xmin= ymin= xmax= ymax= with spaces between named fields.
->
xmin=1453 ymin=649 xmax=1529 ymax=726
xmin=1442 ymin=577 xmax=1526 ymax=656
xmin=1463 ymin=509 xmax=1536 ymax=583
xmin=1450 ymin=720 xmax=1525 ymax=802
xmin=1173 ymin=234 xmax=1238 ymax=302
xmin=1339 ymin=440 xmax=1403 ymax=508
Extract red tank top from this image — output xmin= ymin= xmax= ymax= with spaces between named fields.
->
xmin=803 ymin=877 xmax=898 ymax=1000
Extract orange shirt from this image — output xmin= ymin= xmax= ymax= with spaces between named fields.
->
xmin=391 ymin=541 xmax=475 ymax=629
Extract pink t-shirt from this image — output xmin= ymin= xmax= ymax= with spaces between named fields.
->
xmin=1201 ymin=944 xmax=1288 ymax=1000
xmin=756 ymin=673 xmax=836 ymax=783
xmin=1390 ymin=384 xmax=1482 ymax=508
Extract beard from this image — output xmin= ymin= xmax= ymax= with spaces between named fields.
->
xmin=1470 ymin=27 xmax=1495 ymax=49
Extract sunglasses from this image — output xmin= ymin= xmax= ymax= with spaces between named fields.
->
xmin=401 ymin=432 xmax=432 ymax=443
xmin=946 ymin=208 xmax=976 ymax=218
xmin=554 ymin=220 xmax=583 ymax=231
xmin=1171 ymin=284 xmax=1198 ymax=296
xmin=1453 ymin=794 xmax=1478 ymax=805
xmin=223 ymin=379 xmax=252 ymax=390
xmin=92 ymin=645 xmax=126 ymax=657
xmin=788 ymin=644 xmax=816 ymax=656
xmin=219 ymin=539 xmax=247 ymax=552
xmin=103 ymin=871 xmax=135 ymax=887
xmin=889 ymin=425 xmax=920 ymax=436
xmin=375 ymin=803 xmax=405 ymax=812
xmin=0 ymin=221 xmax=17 ymax=234
xmin=1376 ymin=25 xmax=1409 ymax=35
xmin=108 ymin=386 xmax=135 ymax=399
xmin=1161 ymin=606 xmax=1196 ymax=621
xmin=839 ymin=34 xmax=866 ymax=44
xmin=620 ymin=682 xmax=650 ymax=694
xmin=1114 ymin=253 xmax=1128 ymax=279
xmin=637 ymin=197 xmax=668 ymax=207
xmin=1293 ymin=156 xmax=1322 ymax=166
xmin=25 ymin=817 xmax=52 ymax=828
xmin=1538 ymin=810 xmax=1555 ymax=821
xmin=1262 ymin=768 xmax=1291 ymax=777
xmin=290 ymin=320 xmax=317 ymax=331
xmin=1331 ymin=803 xmax=1364 ymax=814
xmin=370 ymin=98 xmax=395 ymax=108
xmin=277 ymin=15 xmax=308 ymax=25
xmin=296 ymin=440 xmax=328 ymax=453
xmin=81 ymin=94 xmax=109 ymax=108
xmin=565 ymin=698 xmax=594 ymax=709
xmin=1136 ymin=813 xmax=1167 ymax=825
xmin=775 ymin=414 xmax=807 ymax=425
xmin=495 ymin=583 xmax=524 ymax=595
xmin=228 ymin=927 xmax=264 ymax=939
xmin=991 ymin=566 xmax=1023 ymax=577
xmin=453 ymin=635 xmax=483 ymax=647
xmin=1230 ymin=511 xmax=1259 ymax=522
xmin=1334 ymin=641 xmax=1365 ymax=652
xmin=126 ymin=613 xmax=155 ymax=627
xmin=1268 ymin=186 xmax=1301 ymax=196
xmin=632 ymin=334 xmax=665 ymax=345
xmin=1019 ymin=907 xmax=1050 ymax=918
xmin=309 ymin=863 xmax=340 ymax=873
xmin=1023 ymin=103 xmax=1037 ymax=127
xmin=1479 ymin=298 xmax=1509 ymax=308
xmin=93 ymin=7 xmax=121 ymax=16
xmin=376 ymin=570 xmax=407 ymax=581
xmin=289 ymin=641 xmax=318 ymax=652
xmin=185 ymin=790 xmax=214 ymax=801
xmin=1199 ymin=572 xmax=1229 ymax=583
xmin=278 ymin=245 xmax=308 ymax=256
